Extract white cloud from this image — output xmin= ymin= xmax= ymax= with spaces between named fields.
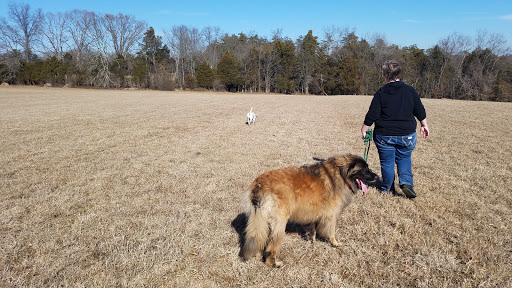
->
xmin=155 ymin=10 xmax=173 ymax=15
xmin=500 ymin=14 xmax=512 ymax=20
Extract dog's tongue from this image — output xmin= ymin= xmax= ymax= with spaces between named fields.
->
xmin=357 ymin=179 xmax=368 ymax=195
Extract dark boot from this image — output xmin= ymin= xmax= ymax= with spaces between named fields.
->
xmin=399 ymin=184 xmax=416 ymax=199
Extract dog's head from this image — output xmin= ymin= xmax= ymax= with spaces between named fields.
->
xmin=332 ymin=155 xmax=381 ymax=195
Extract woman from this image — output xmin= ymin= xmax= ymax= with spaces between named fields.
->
xmin=361 ymin=60 xmax=430 ymax=198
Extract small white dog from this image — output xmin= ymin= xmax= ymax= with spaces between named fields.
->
xmin=247 ymin=107 xmax=256 ymax=125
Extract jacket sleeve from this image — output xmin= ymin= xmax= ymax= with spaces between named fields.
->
xmin=363 ymin=93 xmax=381 ymax=126
xmin=412 ymin=89 xmax=426 ymax=121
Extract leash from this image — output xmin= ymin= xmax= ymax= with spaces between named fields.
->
xmin=363 ymin=128 xmax=373 ymax=162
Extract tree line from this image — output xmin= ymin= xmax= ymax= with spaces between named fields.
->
xmin=1 ymin=2 xmax=511 ymax=101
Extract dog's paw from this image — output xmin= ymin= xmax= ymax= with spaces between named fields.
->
xmin=273 ymin=261 xmax=283 ymax=268
xmin=330 ymin=238 xmax=340 ymax=247
xmin=265 ymin=256 xmax=283 ymax=268
xmin=304 ymin=232 xmax=316 ymax=243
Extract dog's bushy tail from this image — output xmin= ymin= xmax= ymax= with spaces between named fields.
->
xmin=241 ymin=184 xmax=270 ymax=260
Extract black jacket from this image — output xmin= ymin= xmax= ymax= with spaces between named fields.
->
xmin=364 ymin=81 xmax=426 ymax=136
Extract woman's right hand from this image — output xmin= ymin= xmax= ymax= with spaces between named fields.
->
xmin=421 ymin=125 xmax=430 ymax=139
xmin=419 ymin=119 xmax=429 ymax=139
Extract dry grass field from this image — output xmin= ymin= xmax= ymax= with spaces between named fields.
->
xmin=1 ymin=86 xmax=511 ymax=287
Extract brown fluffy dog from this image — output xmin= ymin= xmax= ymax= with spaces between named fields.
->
xmin=241 ymin=154 xmax=380 ymax=267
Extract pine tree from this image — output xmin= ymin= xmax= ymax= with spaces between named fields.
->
xmin=196 ymin=61 xmax=215 ymax=89
xmin=297 ymin=30 xmax=321 ymax=94
xmin=136 ymin=27 xmax=172 ymax=90
xmin=217 ymin=51 xmax=241 ymax=92
xmin=339 ymin=56 xmax=361 ymax=94
xmin=274 ymin=39 xmax=297 ymax=94
xmin=139 ymin=27 xmax=164 ymax=74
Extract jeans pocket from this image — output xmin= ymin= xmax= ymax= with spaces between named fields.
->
xmin=401 ymin=133 xmax=417 ymax=147
xmin=375 ymin=135 xmax=392 ymax=145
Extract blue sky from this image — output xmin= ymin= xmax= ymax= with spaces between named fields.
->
xmin=1 ymin=0 xmax=511 ymax=50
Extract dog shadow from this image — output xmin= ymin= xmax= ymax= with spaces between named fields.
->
xmin=231 ymin=213 xmax=248 ymax=252
xmin=231 ymin=213 xmax=311 ymax=254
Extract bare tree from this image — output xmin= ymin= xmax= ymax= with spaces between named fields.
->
xmin=67 ymin=10 xmax=96 ymax=65
xmin=0 ymin=20 xmax=12 ymax=54
xmin=475 ymin=29 xmax=510 ymax=56
xmin=465 ymin=30 xmax=507 ymax=100
xmin=260 ymin=43 xmax=275 ymax=93
xmin=187 ymin=27 xmax=202 ymax=76
xmin=0 ymin=2 xmax=43 ymax=61
xmin=438 ymin=32 xmax=473 ymax=56
xmin=436 ymin=31 xmax=509 ymax=100
xmin=89 ymin=14 xmax=113 ymax=87
xmin=165 ymin=25 xmax=186 ymax=87
xmin=102 ymin=13 xmax=147 ymax=57
xmin=322 ymin=25 xmax=356 ymax=60
xmin=201 ymin=26 xmax=222 ymax=66
xmin=437 ymin=32 xmax=473 ymax=98
xmin=0 ymin=49 xmax=23 ymax=82
xmin=41 ymin=12 xmax=69 ymax=59
xmin=165 ymin=25 xmax=203 ymax=88
xmin=271 ymin=28 xmax=283 ymax=42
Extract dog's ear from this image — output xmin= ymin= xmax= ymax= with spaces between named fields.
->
xmin=338 ymin=166 xmax=344 ymax=176
xmin=332 ymin=157 xmax=347 ymax=178
xmin=345 ymin=157 xmax=368 ymax=173
xmin=313 ymin=157 xmax=325 ymax=162
xmin=336 ymin=160 xmax=361 ymax=194
xmin=337 ymin=165 xmax=350 ymax=184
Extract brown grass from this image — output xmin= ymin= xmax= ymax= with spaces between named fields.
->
xmin=1 ymin=86 xmax=511 ymax=287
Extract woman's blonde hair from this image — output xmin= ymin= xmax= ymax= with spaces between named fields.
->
xmin=382 ymin=60 xmax=401 ymax=80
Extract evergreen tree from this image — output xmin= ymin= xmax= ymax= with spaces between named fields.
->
xmin=139 ymin=27 xmax=164 ymax=74
xmin=111 ymin=54 xmax=129 ymax=87
xmin=339 ymin=56 xmax=361 ymax=94
xmin=217 ymin=51 xmax=241 ymax=91
xmin=297 ymin=30 xmax=321 ymax=94
xmin=41 ymin=56 xmax=61 ymax=84
xmin=322 ymin=56 xmax=342 ymax=95
xmin=274 ymin=39 xmax=297 ymax=94
xmin=401 ymin=45 xmax=428 ymax=90
xmin=137 ymin=27 xmax=172 ymax=89
xmin=496 ymin=61 xmax=512 ymax=101
xmin=425 ymin=45 xmax=448 ymax=98
xmin=132 ymin=55 xmax=148 ymax=87
xmin=196 ymin=61 xmax=215 ymax=89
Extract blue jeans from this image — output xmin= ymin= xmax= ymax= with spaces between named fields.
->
xmin=373 ymin=132 xmax=417 ymax=192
